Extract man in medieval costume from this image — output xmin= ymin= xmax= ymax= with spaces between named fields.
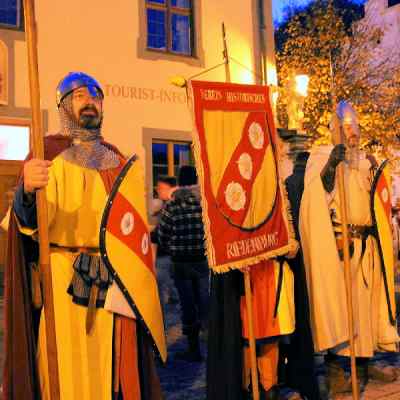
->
xmin=279 ymin=151 xmax=321 ymax=400
xmin=300 ymin=101 xmax=399 ymax=396
xmin=3 ymin=72 xmax=164 ymax=399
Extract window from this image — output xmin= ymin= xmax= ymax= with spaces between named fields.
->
xmin=0 ymin=0 xmax=22 ymax=29
xmin=146 ymin=0 xmax=194 ymax=56
xmin=388 ymin=0 xmax=400 ymax=7
xmin=152 ymin=140 xmax=194 ymax=192
xmin=0 ymin=120 xmax=30 ymax=160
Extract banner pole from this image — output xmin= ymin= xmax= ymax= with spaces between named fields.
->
xmin=222 ymin=22 xmax=260 ymax=400
xmin=332 ymin=116 xmax=359 ymax=400
xmin=23 ymin=1 xmax=60 ymax=398
xmin=329 ymin=47 xmax=359 ymax=400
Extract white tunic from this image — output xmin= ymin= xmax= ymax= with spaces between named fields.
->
xmin=300 ymin=146 xmax=398 ymax=357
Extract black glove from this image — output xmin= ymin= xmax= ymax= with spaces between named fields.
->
xmin=321 ymin=145 xmax=346 ymax=193
xmin=328 ymin=144 xmax=346 ymax=168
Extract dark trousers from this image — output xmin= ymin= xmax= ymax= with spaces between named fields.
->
xmin=279 ymin=252 xmax=321 ymax=400
xmin=172 ymin=260 xmax=210 ymax=335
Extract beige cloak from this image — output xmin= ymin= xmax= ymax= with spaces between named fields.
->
xmin=300 ymin=146 xmax=398 ymax=357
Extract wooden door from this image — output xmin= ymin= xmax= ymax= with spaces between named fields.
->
xmin=0 ymin=160 xmax=21 ymax=269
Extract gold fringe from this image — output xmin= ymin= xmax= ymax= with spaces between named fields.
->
xmin=280 ymin=173 xmax=298 ymax=251
xmin=188 ymin=84 xmax=217 ymax=266
xmin=273 ymin=115 xmax=297 ymax=251
xmin=209 ymin=241 xmax=298 ymax=274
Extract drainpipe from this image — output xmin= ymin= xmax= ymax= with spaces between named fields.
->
xmin=258 ymin=0 xmax=278 ymax=86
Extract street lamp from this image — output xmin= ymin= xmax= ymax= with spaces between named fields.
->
xmin=295 ymin=74 xmax=310 ymax=97
xmin=287 ymin=72 xmax=309 ymax=132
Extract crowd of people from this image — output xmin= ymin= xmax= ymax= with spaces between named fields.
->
xmin=151 ymin=101 xmax=400 ymax=400
xmin=3 ymin=72 xmax=400 ymax=400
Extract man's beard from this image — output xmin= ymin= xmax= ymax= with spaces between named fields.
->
xmin=346 ymin=136 xmax=360 ymax=149
xmin=346 ymin=144 xmax=360 ymax=170
xmin=77 ymin=106 xmax=102 ymax=130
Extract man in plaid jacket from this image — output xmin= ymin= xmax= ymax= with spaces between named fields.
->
xmin=156 ymin=165 xmax=209 ymax=362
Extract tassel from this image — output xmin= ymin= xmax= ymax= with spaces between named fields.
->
xmin=86 ymin=284 xmax=99 ymax=335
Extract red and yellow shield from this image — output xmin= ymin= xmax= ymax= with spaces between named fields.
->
xmin=190 ymin=81 xmax=297 ymax=272
xmin=100 ymin=156 xmax=167 ymax=361
xmin=371 ymin=160 xmax=397 ymax=325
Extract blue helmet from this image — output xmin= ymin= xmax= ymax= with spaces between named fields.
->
xmin=56 ymin=72 xmax=104 ymax=108
xmin=336 ymin=100 xmax=358 ymax=126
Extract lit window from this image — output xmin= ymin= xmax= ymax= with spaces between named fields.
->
xmin=146 ymin=0 xmax=194 ymax=56
xmin=388 ymin=0 xmax=400 ymax=6
xmin=152 ymin=142 xmax=169 ymax=186
xmin=173 ymin=142 xmax=192 ymax=176
xmin=152 ymin=140 xmax=194 ymax=191
xmin=0 ymin=0 xmax=22 ymax=29
xmin=0 ymin=124 xmax=30 ymax=160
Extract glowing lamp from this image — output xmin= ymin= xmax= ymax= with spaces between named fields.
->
xmin=170 ymin=76 xmax=187 ymax=88
xmin=295 ymin=74 xmax=309 ymax=97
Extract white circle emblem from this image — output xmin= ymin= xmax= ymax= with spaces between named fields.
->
xmin=225 ymin=182 xmax=246 ymax=211
xmin=248 ymin=122 xmax=264 ymax=149
xmin=381 ymin=188 xmax=389 ymax=204
xmin=142 ymin=233 xmax=149 ymax=255
xmin=120 ymin=212 xmax=134 ymax=236
xmin=237 ymin=153 xmax=253 ymax=180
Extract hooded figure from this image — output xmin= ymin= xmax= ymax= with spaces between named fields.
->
xmin=3 ymin=72 xmax=163 ymax=400
xmin=278 ymin=151 xmax=322 ymax=400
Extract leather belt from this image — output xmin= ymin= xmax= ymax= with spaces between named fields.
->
xmin=50 ymin=243 xmax=99 ymax=255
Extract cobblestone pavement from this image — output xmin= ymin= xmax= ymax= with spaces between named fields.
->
xmin=334 ymin=380 xmax=400 ymax=399
xmin=157 ymin=301 xmax=207 ymax=400
xmin=1 ymin=294 xmax=400 ymax=399
xmin=159 ymin=299 xmax=400 ymax=400
xmin=315 ymin=353 xmax=400 ymax=400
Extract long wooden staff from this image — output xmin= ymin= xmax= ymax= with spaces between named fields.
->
xmin=222 ymin=23 xmax=260 ymax=400
xmin=332 ymin=117 xmax=359 ymax=400
xmin=327 ymin=14 xmax=358 ymax=393
xmin=329 ymin=45 xmax=358 ymax=398
xmin=23 ymin=1 xmax=60 ymax=398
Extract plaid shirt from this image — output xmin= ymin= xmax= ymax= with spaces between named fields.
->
xmin=157 ymin=186 xmax=206 ymax=262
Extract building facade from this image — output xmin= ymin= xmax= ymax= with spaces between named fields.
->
xmin=360 ymin=0 xmax=400 ymax=202
xmin=0 ymin=0 xmax=277 ymax=264
xmin=363 ymin=0 xmax=400 ymax=50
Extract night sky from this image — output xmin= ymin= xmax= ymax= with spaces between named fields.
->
xmin=272 ymin=0 xmax=367 ymax=25
xmin=272 ymin=0 xmax=311 ymax=23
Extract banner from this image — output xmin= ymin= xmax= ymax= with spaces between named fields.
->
xmin=190 ymin=80 xmax=297 ymax=272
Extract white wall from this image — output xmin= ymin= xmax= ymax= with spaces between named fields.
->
xmin=13 ymin=0 xmax=267 ymax=161
xmin=363 ymin=0 xmax=400 ymax=58
xmin=362 ymin=0 xmax=400 ymax=204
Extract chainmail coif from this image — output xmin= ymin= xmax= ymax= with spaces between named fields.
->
xmin=58 ymin=93 xmax=120 ymax=170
